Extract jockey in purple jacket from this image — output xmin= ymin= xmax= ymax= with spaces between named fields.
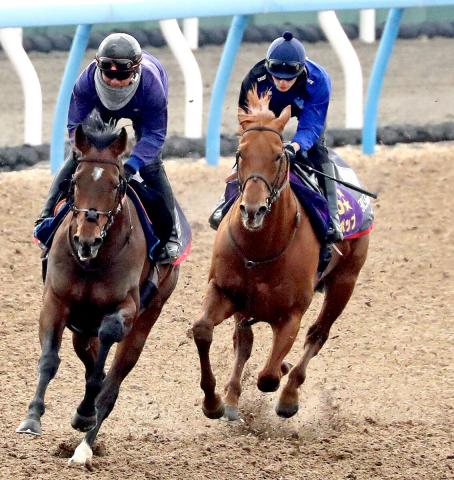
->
xmin=35 ymin=33 xmax=180 ymax=262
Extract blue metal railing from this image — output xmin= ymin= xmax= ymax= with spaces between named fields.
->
xmin=1 ymin=0 xmax=452 ymax=170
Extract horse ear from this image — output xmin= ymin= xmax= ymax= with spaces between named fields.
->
xmin=74 ymin=124 xmax=91 ymax=154
xmin=110 ymin=127 xmax=128 ymax=157
xmin=274 ymin=105 xmax=292 ymax=131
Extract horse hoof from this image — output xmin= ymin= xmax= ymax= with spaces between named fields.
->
xmin=257 ymin=375 xmax=280 ymax=393
xmin=275 ymin=402 xmax=299 ymax=418
xmin=222 ymin=405 xmax=241 ymax=421
xmin=71 ymin=411 xmax=97 ymax=432
xmin=68 ymin=440 xmax=93 ymax=470
xmin=202 ymin=401 xmax=225 ymax=420
xmin=16 ymin=418 xmax=42 ymax=436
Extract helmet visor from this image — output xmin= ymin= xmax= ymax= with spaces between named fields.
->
xmin=266 ymin=59 xmax=303 ymax=79
xmin=96 ymin=56 xmax=139 ymax=72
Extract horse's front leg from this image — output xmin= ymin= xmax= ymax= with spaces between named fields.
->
xmin=222 ymin=315 xmax=254 ymax=421
xmin=70 ymin=334 xmax=101 ymax=432
xmin=16 ymin=289 xmax=68 ymax=435
xmin=69 ymin=293 xmax=138 ymax=468
xmin=192 ymin=280 xmax=235 ymax=419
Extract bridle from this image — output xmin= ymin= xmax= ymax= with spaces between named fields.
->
xmin=70 ymin=158 xmax=128 ymax=240
xmin=236 ymin=126 xmax=289 ymax=211
xmin=229 ymin=125 xmax=301 ymax=269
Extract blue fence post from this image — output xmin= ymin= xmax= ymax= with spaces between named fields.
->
xmin=206 ymin=15 xmax=250 ymax=166
xmin=362 ymin=8 xmax=404 ymax=154
xmin=50 ymin=24 xmax=92 ymax=174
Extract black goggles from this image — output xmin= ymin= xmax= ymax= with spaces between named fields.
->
xmin=96 ymin=56 xmax=139 ymax=72
xmin=102 ymin=69 xmax=134 ymax=81
xmin=266 ymin=59 xmax=303 ymax=79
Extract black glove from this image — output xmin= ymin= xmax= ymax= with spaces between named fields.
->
xmin=284 ymin=142 xmax=296 ymax=163
xmin=123 ymin=163 xmax=135 ymax=182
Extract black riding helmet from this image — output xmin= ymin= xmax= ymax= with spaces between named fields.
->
xmin=96 ymin=33 xmax=142 ymax=80
xmin=265 ymin=31 xmax=306 ymax=80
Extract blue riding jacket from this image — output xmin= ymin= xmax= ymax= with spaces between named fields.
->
xmin=238 ymin=58 xmax=331 ymax=152
xmin=67 ymin=51 xmax=168 ymax=173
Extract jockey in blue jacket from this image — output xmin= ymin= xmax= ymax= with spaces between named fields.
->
xmin=35 ymin=33 xmax=179 ymax=262
xmin=210 ymin=31 xmax=343 ymax=245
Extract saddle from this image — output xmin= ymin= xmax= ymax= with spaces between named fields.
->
xmin=290 ymin=153 xmax=374 ymax=241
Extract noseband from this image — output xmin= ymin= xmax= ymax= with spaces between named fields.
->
xmin=236 ymin=126 xmax=289 ymax=210
xmin=71 ymin=158 xmax=128 ymax=239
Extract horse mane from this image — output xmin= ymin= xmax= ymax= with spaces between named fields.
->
xmin=238 ymin=86 xmax=276 ymax=132
xmin=81 ymin=110 xmax=121 ymax=150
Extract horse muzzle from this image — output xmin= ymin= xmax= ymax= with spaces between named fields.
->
xmin=239 ymin=202 xmax=268 ymax=230
xmin=73 ymin=234 xmax=103 ymax=261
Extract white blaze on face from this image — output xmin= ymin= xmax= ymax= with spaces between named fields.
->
xmin=92 ymin=166 xmax=104 ymax=182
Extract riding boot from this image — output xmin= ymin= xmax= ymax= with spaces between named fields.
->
xmin=321 ymin=160 xmax=344 ymax=244
xmin=35 ymin=152 xmax=78 ymax=226
xmin=208 ymin=176 xmax=240 ymax=231
xmin=140 ymin=163 xmax=181 ymax=263
xmin=208 ymin=194 xmax=227 ymax=230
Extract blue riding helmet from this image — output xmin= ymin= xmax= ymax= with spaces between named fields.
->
xmin=265 ymin=31 xmax=306 ymax=80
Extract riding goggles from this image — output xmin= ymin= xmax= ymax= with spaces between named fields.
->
xmin=102 ymin=69 xmax=135 ymax=81
xmin=96 ymin=56 xmax=140 ymax=72
xmin=266 ymin=59 xmax=304 ymax=79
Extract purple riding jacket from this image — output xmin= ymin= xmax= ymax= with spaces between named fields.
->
xmin=67 ymin=51 xmax=168 ymax=173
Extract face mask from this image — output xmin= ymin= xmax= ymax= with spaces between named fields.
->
xmin=94 ymin=67 xmax=141 ymax=111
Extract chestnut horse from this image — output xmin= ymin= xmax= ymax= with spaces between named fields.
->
xmin=193 ymin=89 xmax=369 ymax=420
xmin=17 ymin=113 xmax=179 ymax=467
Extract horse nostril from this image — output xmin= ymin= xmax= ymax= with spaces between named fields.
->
xmin=93 ymin=237 xmax=103 ymax=248
xmin=257 ymin=206 xmax=268 ymax=216
xmin=239 ymin=204 xmax=246 ymax=214
xmin=73 ymin=234 xmax=79 ymax=244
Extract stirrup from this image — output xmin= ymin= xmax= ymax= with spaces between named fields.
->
xmin=326 ymin=222 xmax=343 ymax=243
xmin=326 ymin=230 xmax=343 ymax=244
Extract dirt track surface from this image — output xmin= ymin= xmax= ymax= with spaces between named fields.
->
xmin=1 ymin=142 xmax=453 ymax=479
xmin=0 ymin=35 xmax=453 ymax=479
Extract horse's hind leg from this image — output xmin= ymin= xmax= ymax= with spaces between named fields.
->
xmin=16 ymin=291 xmax=67 ymax=435
xmin=257 ymin=312 xmax=302 ymax=393
xmin=192 ymin=281 xmax=236 ymax=419
xmin=277 ymin=236 xmax=369 ymax=418
xmin=223 ymin=315 xmax=254 ymax=421
xmin=71 ymin=334 xmax=101 ymax=432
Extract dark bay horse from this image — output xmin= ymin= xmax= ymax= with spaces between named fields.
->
xmin=17 ymin=113 xmax=179 ymax=467
xmin=193 ymin=89 xmax=369 ymax=420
